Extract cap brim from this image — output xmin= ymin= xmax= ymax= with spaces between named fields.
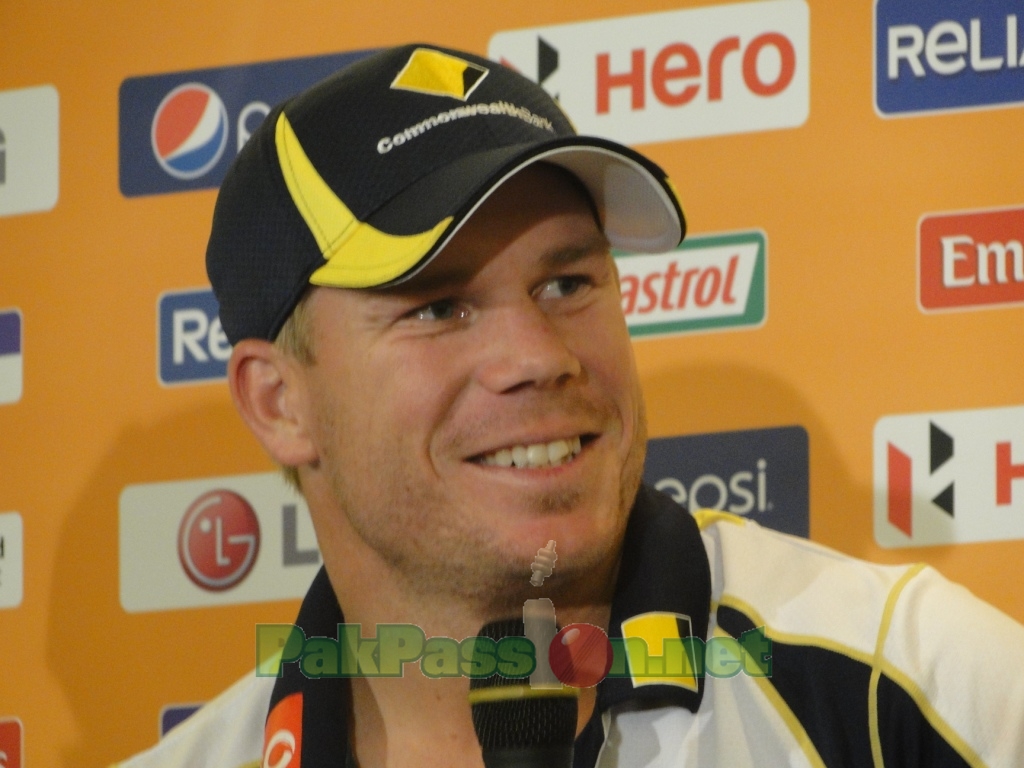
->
xmin=308 ymin=136 xmax=685 ymax=290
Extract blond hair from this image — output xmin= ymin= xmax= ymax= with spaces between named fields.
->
xmin=273 ymin=290 xmax=316 ymax=490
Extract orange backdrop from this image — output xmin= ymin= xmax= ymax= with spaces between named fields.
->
xmin=2 ymin=2 xmax=1022 ymax=766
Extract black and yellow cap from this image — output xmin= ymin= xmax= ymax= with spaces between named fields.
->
xmin=206 ymin=43 xmax=686 ymax=343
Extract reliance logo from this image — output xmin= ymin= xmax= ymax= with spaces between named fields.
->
xmin=158 ymin=288 xmax=230 ymax=385
xmin=874 ymin=404 xmax=1024 ymax=547
xmin=919 ymin=205 xmax=1024 ymax=312
xmin=875 ymin=0 xmax=1024 ymax=116
xmin=489 ymin=0 xmax=809 ymax=145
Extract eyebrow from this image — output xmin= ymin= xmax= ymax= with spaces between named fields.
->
xmin=540 ymin=232 xmax=612 ymax=269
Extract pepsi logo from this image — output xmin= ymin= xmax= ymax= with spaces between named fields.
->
xmin=150 ymin=83 xmax=228 ymax=180
xmin=177 ymin=489 xmax=260 ymax=591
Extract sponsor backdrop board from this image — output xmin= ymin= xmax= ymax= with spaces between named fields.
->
xmin=1 ymin=1 xmax=1022 ymax=765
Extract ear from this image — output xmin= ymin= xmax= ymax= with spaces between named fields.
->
xmin=228 ymin=339 xmax=319 ymax=468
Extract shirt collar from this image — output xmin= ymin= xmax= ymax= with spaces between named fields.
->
xmin=598 ymin=483 xmax=711 ymax=715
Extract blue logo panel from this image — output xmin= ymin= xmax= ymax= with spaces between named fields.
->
xmin=160 ymin=704 xmax=202 ymax=737
xmin=0 ymin=310 xmax=20 ymax=357
xmin=119 ymin=49 xmax=375 ymax=196
xmin=0 ymin=309 xmax=23 ymax=405
xmin=158 ymin=289 xmax=229 ymax=385
xmin=643 ymin=426 xmax=809 ymax=537
xmin=876 ymin=0 xmax=1024 ymax=115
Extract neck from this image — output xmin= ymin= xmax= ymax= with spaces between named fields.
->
xmin=314 ymin=524 xmax=617 ymax=768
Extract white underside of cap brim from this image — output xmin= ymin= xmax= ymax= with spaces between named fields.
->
xmin=391 ymin=143 xmax=682 ymax=285
xmin=538 ymin=145 xmax=683 ymax=253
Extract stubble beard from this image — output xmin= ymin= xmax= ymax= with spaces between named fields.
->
xmin=319 ymin=397 xmax=648 ymax=619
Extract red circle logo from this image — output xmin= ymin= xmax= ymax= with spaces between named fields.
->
xmin=549 ymin=623 xmax=614 ymax=688
xmin=177 ymin=490 xmax=261 ymax=591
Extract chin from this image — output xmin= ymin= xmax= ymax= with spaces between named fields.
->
xmin=513 ymin=506 xmax=623 ymax=566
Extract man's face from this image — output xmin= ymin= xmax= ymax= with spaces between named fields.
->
xmin=298 ymin=164 xmax=646 ymax=608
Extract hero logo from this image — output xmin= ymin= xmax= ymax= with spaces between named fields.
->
xmin=617 ymin=230 xmax=766 ymax=337
xmin=919 ymin=205 xmax=1024 ymax=312
xmin=158 ymin=288 xmax=230 ymax=385
xmin=151 ymin=84 xmax=229 ymax=181
xmin=874 ymin=404 xmax=1024 ymax=547
xmin=489 ymin=0 xmax=809 ymax=145
xmin=876 ymin=0 xmax=1024 ymax=115
xmin=178 ymin=489 xmax=261 ymax=591
xmin=644 ymin=425 xmax=809 ymax=538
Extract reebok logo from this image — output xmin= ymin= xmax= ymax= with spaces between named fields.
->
xmin=919 ymin=205 xmax=1024 ymax=312
xmin=874 ymin=404 xmax=1024 ymax=547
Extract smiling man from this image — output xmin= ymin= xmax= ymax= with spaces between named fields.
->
xmin=115 ymin=44 xmax=1024 ymax=768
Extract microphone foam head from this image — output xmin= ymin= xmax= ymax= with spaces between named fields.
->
xmin=469 ymin=619 xmax=578 ymax=756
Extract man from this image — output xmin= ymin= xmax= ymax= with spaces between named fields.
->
xmin=117 ymin=44 xmax=1024 ymax=768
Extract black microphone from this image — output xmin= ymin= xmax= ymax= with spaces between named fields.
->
xmin=469 ymin=618 xmax=578 ymax=768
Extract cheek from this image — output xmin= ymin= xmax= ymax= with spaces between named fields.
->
xmin=578 ymin=304 xmax=642 ymax=419
xmin=351 ymin=345 xmax=468 ymax=458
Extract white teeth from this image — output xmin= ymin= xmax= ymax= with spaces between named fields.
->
xmin=526 ymin=444 xmax=548 ymax=466
xmin=547 ymin=440 xmax=570 ymax=463
xmin=480 ymin=437 xmax=584 ymax=469
xmin=512 ymin=446 xmax=529 ymax=468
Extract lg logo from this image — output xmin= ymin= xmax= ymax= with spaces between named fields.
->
xmin=177 ymin=490 xmax=260 ymax=591
xmin=120 ymin=472 xmax=321 ymax=611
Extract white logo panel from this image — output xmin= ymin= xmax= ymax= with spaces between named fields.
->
xmin=120 ymin=472 xmax=320 ymax=612
xmin=0 ymin=85 xmax=59 ymax=217
xmin=489 ymin=0 xmax=809 ymax=145
xmin=874 ymin=405 xmax=1024 ymax=547
xmin=0 ymin=512 xmax=24 ymax=609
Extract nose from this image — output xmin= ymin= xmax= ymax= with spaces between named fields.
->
xmin=474 ymin=300 xmax=582 ymax=394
